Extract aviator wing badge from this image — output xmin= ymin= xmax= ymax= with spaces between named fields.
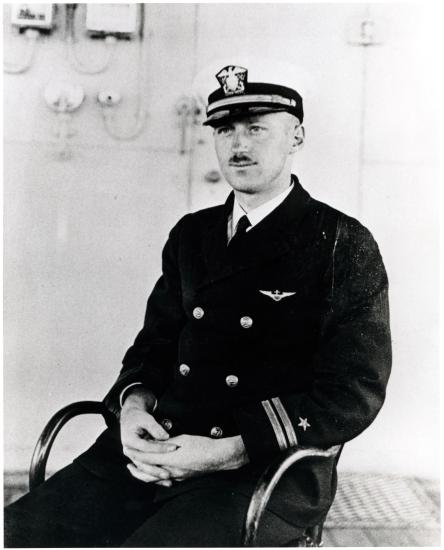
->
xmin=259 ymin=290 xmax=296 ymax=302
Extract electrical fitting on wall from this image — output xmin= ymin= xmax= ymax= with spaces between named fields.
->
xmin=96 ymin=86 xmax=147 ymax=141
xmin=5 ymin=3 xmax=147 ymax=142
xmin=43 ymin=81 xmax=85 ymax=159
xmin=86 ymin=4 xmax=139 ymax=37
xmin=175 ymin=96 xmax=202 ymax=155
xmin=346 ymin=16 xmax=386 ymax=46
xmin=4 ymin=4 xmax=54 ymax=74
xmin=11 ymin=4 xmax=55 ymax=31
xmin=95 ymin=5 xmax=147 ymax=141
xmin=97 ymin=90 xmax=122 ymax=108
xmin=65 ymin=4 xmax=118 ymax=75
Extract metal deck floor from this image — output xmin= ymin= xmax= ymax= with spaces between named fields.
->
xmin=3 ymin=471 xmax=440 ymax=546
xmin=322 ymin=472 xmax=440 ymax=546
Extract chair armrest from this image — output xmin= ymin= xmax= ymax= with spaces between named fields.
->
xmin=29 ymin=401 xmax=115 ymax=491
xmin=242 ymin=445 xmax=341 ymax=546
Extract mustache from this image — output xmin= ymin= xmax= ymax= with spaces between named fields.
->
xmin=229 ymin=154 xmax=255 ymax=164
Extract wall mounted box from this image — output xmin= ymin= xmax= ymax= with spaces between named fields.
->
xmin=11 ymin=4 xmax=54 ymax=29
xmin=86 ymin=4 xmax=138 ymax=37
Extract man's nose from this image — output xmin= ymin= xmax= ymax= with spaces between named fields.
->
xmin=231 ymin=128 xmax=249 ymax=151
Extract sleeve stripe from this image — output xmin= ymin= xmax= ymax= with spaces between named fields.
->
xmin=261 ymin=400 xmax=288 ymax=451
xmin=271 ymin=397 xmax=298 ymax=447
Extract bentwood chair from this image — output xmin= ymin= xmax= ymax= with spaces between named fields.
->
xmin=29 ymin=401 xmax=340 ymax=547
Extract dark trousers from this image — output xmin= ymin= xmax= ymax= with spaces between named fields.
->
xmin=4 ymin=460 xmax=305 ymax=547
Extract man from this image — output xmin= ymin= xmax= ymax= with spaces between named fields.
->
xmin=5 ymin=62 xmax=391 ymax=547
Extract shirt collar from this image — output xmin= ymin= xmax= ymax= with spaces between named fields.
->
xmin=231 ymin=183 xmax=294 ymax=235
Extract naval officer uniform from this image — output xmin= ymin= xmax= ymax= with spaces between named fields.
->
xmin=4 ymin=61 xmax=392 ymax=548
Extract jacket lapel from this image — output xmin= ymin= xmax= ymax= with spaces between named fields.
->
xmin=200 ymin=176 xmax=312 ymax=288
xmin=201 ymin=193 xmax=234 ymax=285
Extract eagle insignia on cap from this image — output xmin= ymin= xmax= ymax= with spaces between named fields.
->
xmin=216 ymin=66 xmax=248 ymax=96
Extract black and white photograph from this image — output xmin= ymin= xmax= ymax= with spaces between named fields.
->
xmin=2 ymin=2 xmax=440 ymax=547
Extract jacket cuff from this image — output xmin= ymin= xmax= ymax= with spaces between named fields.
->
xmin=103 ymin=365 xmax=145 ymax=416
xmin=119 ymin=382 xmax=144 ymax=407
xmin=233 ymin=397 xmax=298 ymax=462
xmin=119 ymin=382 xmax=159 ymax=412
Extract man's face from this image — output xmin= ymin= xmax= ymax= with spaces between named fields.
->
xmin=213 ymin=112 xmax=301 ymax=196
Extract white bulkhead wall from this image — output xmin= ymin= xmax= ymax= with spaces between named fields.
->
xmin=3 ymin=4 xmax=439 ymax=478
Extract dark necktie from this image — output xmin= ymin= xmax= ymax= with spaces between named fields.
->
xmin=229 ymin=215 xmax=251 ymax=247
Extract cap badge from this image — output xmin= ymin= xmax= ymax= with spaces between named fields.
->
xmin=216 ymin=65 xmax=248 ymax=96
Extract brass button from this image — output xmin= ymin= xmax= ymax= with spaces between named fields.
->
xmin=161 ymin=418 xmax=173 ymax=431
xmin=210 ymin=426 xmax=223 ymax=438
xmin=193 ymin=307 xmax=204 ymax=319
xmin=240 ymin=316 xmax=253 ymax=329
xmin=179 ymin=363 xmax=190 ymax=376
xmin=225 ymin=375 xmax=239 ymax=388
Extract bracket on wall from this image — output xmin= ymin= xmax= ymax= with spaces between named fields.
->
xmin=346 ymin=17 xmax=385 ymax=47
xmin=43 ymin=81 xmax=85 ymax=159
xmin=175 ymin=96 xmax=202 ymax=155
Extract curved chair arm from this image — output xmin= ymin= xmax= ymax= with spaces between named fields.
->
xmin=29 ymin=401 xmax=115 ymax=491
xmin=242 ymin=445 xmax=341 ymax=547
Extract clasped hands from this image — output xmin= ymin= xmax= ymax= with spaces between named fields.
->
xmin=120 ymin=387 xmax=248 ymax=487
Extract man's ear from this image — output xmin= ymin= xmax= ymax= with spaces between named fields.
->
xmin=290 ymin=124 xmax=305 ymax=153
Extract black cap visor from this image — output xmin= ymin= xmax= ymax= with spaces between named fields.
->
xmin=204 ymin=105 xmax=297 ymax=127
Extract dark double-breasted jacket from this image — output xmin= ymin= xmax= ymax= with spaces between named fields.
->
xmin=79 ymin=176 xmax=391 ymax=527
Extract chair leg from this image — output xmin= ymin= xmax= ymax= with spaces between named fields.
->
xmin=283 ymin=522 xmax=324 ymax=547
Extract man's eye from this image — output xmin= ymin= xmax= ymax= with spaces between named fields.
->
xmin=249 ymin=126 xmax=266 ymax=135
xmin=216 ymin=127 xmax=233 ymax=136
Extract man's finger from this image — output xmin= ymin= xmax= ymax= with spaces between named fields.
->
xmin=130 ymin=449 xmax=185 ymax=468
xmin=121 ymin=409 xmax=170 ymax=441
xmin=136 ymin=413 xmax=170 ymax=440
xmin=122 ymin=438 xmax=178 ymax=454
xmin=127 ymin=463 xmax=165 ymax=483
xmin=131 ymin=460 xmax=171 ymax=480
xmin=126 ymin=447 xmax=180 ymax=467
xmin=163 ymin=466 xmax=188 ymax=479
xmin=154 ymin=480 xmax=173 ymax=487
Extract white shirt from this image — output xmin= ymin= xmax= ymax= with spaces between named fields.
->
xmin=228 ymin=183 xmax=294 ymax=242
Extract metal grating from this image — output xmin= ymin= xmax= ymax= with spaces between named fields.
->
xmin=326 ymin=472 xmax=440 ymax=529
xmin=4 ymin=471 xmax=440 ymax=533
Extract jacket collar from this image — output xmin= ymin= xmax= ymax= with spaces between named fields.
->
xmin=231 ymin=183 xmax=294 ymax=239
xmin=200 ymin=175 xmax=312 ymax=287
